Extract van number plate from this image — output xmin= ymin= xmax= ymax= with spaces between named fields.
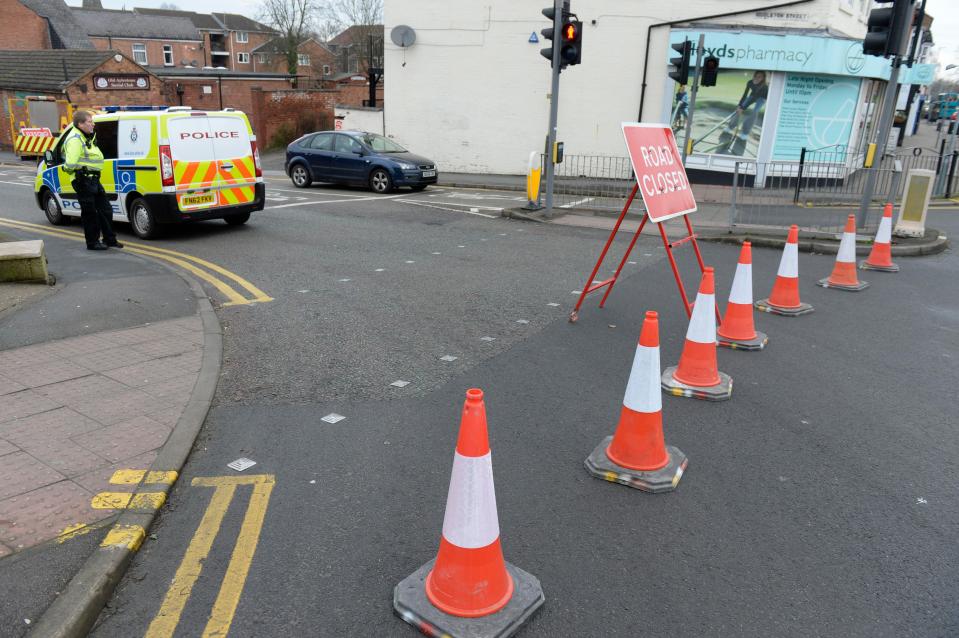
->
xmin=180 ymin=192 xmax=216 ymax=207
xmin=422 ymin=170 xmax=436 ymax=178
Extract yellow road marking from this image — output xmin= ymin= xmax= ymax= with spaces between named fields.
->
xmin=0 ymin=217 xmax=270 ymax=306
xmin=146 ymin=475 xmax=275 ymax=638
xmin=203 ymin=479 xmax=275 ymax=637
xmin=109 ymin=469 xmax=179 ymax=485
xmin=101 ymin=524 xmax=146 ymax=551
xmin=1 ymin=217 xmax=271 ymax=302
xmin=57 ymin=522 xmax=95 ymax=544
xmin=91 ymin=492 xmax=167 ymax=510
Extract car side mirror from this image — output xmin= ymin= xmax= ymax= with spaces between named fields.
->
xmin=44 ymin=150 xmax=54 ymax=165
xmin=354 ymin=149 xmax=365 ymax=156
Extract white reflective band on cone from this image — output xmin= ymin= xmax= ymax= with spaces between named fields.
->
xmin=876 ymin=215 xmax=892 ymax=244
xmin=685 ymin=292 xmax=717 ymax=344
xmin=777 ymin=242 xmax=799 ymax=278
xmin=441 ymin=452 xmax=500 ymax=549
xmin=837 ymin=231 xmax=857 ymax=263
xmin=728 ymin=263 xmax=753 ymax=305
xmin=622 ymin=344 xmax=662 ymax=413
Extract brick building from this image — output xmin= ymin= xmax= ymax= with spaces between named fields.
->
xmin=150 ymin=67 xmax=294 ymax=119
xmin=0 ymin=50 xmax=165 ymax=149
xmin=252 ymin=37 xmax=337 ymax=83
xmin=133 ymin=8 xmax=276 ymax=71
xmin=2 ymin=0 xmax=93 ymax=50
xmin=327 ymin=25 xmax=384 ymax=74
xmin=72 ymin=8 xmax=202 ymax=69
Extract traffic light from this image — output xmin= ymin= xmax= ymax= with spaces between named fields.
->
xmin=560 ymin=20 xmax=582 ymax=66
xmin=540 ymin=1 xmax=571 ymax=67
xmin=701 ymin=56 xmax=720 ymax=87
xmin=669 ymin=40 xmax=691 ymax=85
xmin=864 ymin=0 xmax=915 ymax=58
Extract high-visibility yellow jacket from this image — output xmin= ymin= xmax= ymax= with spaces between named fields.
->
xmin=62 ymin=128 xmax=104 ymax=174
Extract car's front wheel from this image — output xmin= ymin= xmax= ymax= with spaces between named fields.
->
xmin=369 ymin=168 xmax=393 ymax=194
xmin=290 ymin=163 xmax=312 ymax=188
xmin=129 ymin=197 xmax=160 ymax=239
xmin=43 ymin=191 xmax=68 ymax=225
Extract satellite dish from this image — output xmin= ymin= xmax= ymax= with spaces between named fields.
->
xmin=390 ymin=25 xmax=416 ymax=48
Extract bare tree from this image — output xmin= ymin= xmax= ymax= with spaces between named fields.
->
xmin=259 ymin=0 xmax=323 ymax=76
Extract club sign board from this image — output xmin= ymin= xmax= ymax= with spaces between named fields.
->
xmin=621 ymin=123 xmax=697 ymax=223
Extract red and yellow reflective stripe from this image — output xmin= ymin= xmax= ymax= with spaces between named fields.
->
xmin=14 ymin=135 xmax=54 ymax=154
xmin=218 ymin=186 xmax=255 ymax=206
xmin=173 ymin=160 xmax=219 ymax=190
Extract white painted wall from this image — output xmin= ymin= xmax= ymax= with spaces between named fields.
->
xmin=334 ymin=106 xmax=384 ymax=134
xmin=384 ymin=0 xmax=868 ymax=175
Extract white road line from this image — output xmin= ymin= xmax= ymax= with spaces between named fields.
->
xmin=266 ymin=187 xmax=373 ymax=199
xmin=266 ymin=193 xmax=409 ymax=209
xmin=402 ymin=200 xmax=498 ymax=218
xmin=558 ymin=197 xmax=595 ymax=209
xmin=0 ymin=180 xmax=31 ymax=187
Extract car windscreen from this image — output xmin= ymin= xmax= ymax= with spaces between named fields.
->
xmin=359 ymin=134 xmax=406 ymax=153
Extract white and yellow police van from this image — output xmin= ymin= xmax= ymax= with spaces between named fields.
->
xmin=35 ymin=106 xmax=264 ymax=239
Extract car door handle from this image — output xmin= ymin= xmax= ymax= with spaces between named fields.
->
xmin=221 ymin=163 xmax=234 ymax=170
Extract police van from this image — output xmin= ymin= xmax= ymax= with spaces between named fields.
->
xmin=35 ymin=106 xmax=264 ymax=239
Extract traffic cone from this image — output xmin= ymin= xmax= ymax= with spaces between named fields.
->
xmin=393 ymin=389 xmax=544 ymax=637
xmin=860 ymin=203 xmax=900 ymax=272
xmin=717 ymin=241 xmax=768 ymax=351
xmin=585 ymin=311 xmax=688 ymax=493
xmin=819 ymin=214 xmax=869 ymax=291
xmin=661 ymin=267 xmax=733 ymax=401
xmin=755 ymin=225 xmax=814 ymax=316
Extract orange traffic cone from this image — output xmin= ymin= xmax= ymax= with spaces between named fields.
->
xmin=860 ymin=203 xmax=899 ymax=272
xmin=662 ymin=267 xmax=733 ymax=401
xmin=585 ymin=311 xmax=688 ymax=492
xmin=717 ymin=242 xmax=768 ymax=351
xmin=393 ymin=389 xmax=544 ymax=636
xmin=755 ymin=224 xmax=814 ymax=316
xmin=819 ymin=214 xmax=869 ymax=291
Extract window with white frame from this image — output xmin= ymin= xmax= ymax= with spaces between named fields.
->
xmin=257 ymin=53 xmax=270 ymax=64
xmin=237 ymin=52 xmax=250 ymax=64
xmin=322 ymin=64 xmax=330 ymax=75
xmin=236 ymin=31 xmax=249 ymax=43
xmin=132 ymin=43 xmax=147 ymax=65
xmin=298 ymin=54 xmax=310 ymax=66
xmin=163 ymin=45 xmax=174 ymax=66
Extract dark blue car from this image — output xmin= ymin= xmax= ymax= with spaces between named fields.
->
xmin=285 ymin=130 xmax=437 ymax=193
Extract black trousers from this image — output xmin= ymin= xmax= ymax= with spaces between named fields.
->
xmin=74 ymin=177 xmax=116 ymax=247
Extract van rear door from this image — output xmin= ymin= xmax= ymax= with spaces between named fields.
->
xmin=207 ymin=115 xmax=257 ymax=208
xmin=167 ymin=115 xmax=219 ymax=211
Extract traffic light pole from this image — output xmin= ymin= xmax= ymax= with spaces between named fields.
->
xmin=681 ymin=34 xmax=705 ymax=165
xmin=857 ymin=57 xmax=902 ymax=229
xmin=543 ymin=0 xmax=563 ymax=217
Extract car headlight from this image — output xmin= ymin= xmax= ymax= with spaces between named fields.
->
xmin=396 ymin=161 xmax=417 ymax=170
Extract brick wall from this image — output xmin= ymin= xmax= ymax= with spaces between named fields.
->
xmin=332 ymin=80 xmax=384 ymax=108
xmin=64 ymin=57 xmax=168 ymax=108
xmin=88 ymin=37 xmax=202 ymax=69
xmin=232 ymin=31 xmax=273 ymax=69
xmin=250 ymin=88 xmax=336 ymax=149
xmin=1 ymin=0 xmax=50 ymax=49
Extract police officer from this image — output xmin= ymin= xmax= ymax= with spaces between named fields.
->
xmin=63 ymin=110 xmax=123 ymax=250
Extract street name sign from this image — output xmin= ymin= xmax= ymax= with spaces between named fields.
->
xmin=621 ymin=123 xmax=697 ymax=223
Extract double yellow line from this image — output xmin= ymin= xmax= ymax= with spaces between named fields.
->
xmin=0 ymin=217 xmax=271 ymax=306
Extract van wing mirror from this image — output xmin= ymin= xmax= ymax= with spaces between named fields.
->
xmin=43 ymin=150 xmax=54 ymax=165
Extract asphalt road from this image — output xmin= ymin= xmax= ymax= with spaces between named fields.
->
xmin=1 ymin=166 xmax=957 ymax=637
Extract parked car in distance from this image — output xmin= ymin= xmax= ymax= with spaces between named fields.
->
xmin=285 ymin=131 xmax=437 ymax=193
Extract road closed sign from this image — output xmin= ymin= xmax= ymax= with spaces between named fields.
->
xmin=621 ymin=123 xmax=697 ymax=223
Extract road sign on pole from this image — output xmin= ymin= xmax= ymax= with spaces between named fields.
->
xmin=622 ymin=123 xmax=697 ymax=223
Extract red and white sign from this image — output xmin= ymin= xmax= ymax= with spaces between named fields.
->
xmin=621 ymin=123 xmax=696 ymax=223
xmin=19 ymin=127 xmax=52 ymax=137
xmin=334 ymin=118 xmax=343 ymax=130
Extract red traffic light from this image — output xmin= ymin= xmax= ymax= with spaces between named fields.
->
xmin=563 ymin=22 xmax=578 ymax=41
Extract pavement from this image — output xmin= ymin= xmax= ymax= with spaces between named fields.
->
xmin=0 ymin=223 xmax=219 ymax=633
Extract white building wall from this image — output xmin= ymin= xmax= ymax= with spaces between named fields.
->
xmin=384 ymin=0 xmax=868 ymax=175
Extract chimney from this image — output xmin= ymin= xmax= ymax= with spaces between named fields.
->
xmin=82 ymin=0 xmax=104 ymax=8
